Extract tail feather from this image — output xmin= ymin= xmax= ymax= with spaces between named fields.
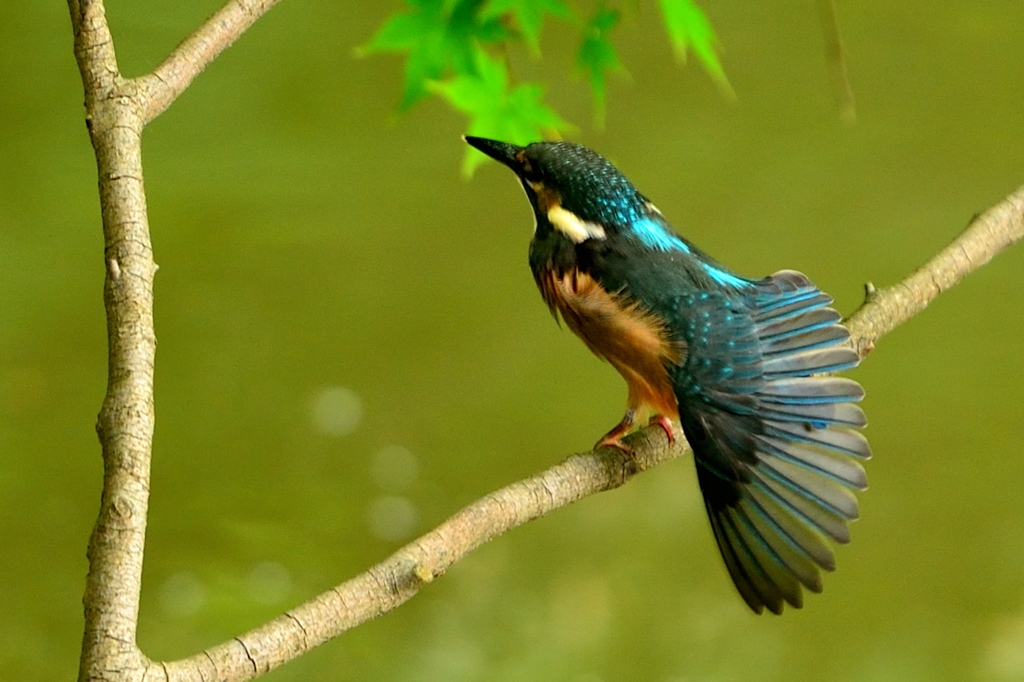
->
xmin=675 ymin=269 xmax=870 ymax=614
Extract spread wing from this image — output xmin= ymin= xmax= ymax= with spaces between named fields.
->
xmin=671 ymin=270 xmax=870 ymax=614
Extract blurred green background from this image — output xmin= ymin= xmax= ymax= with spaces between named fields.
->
xmin=3 ymin=1 xmax=1024 ymax=680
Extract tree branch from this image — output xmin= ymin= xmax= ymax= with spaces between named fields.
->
xmin=69 ymin=2 xmax=155 ymax=682
xmin=137 ymin=0 xmax=282 ymax=124
xmin=846 ymin=185 xmax=1024 ymax=357
xmin=162 ymin=428 xmax=681 ymax=681
xmin=67 ymin=1 xmax=281 ymax=681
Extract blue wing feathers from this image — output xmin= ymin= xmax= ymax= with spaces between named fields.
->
xmin=765 ymin=421 xmax=871 ymax=459
xmin=754 ymin=298 xmax=833 ymax=327
xmin=713 ymin=507 xmax=798 ymax=614
xmin=758 ymin=309 xmax=842 ymax=343
xmin=761 ymin=325 xmax=850 ymax=356
xmin=710 ymin=511 xmax=788 ymax=613
xmin=762 ymin=348 xmax=860 ymax=378
xmin=757 ymin=436 xmax=868 ymax=489
xmin=730 ymin=503 xmax=806 ymax=606
xmin=753 ymin=289 xmax=827 ymax=314
xmin=754 ymin=456 xmax=860 ymax=520
xmin=737 ymin=490 xmax=831 ymax=582
xmin=675 ymin=269 xmax=869 ymax=614
xmin=758 ymin=401 xmax=866 ymax=427
xmin=746 ymin=470 xmax=852 ymax=545
xmin=759 ymin=377 xmax=865 ymax=404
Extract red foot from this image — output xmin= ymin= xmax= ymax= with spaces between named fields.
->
xmin=595 ymin=434 xmax=633 ymax=455
xmin=595 ymin=410 xmax=636 ymax=454
xmin=649 ymin=414 xmax=676 ymax=443
xmin=595 ymin=412 xmax=676 ymax=453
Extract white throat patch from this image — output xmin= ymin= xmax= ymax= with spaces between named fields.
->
xmin=546 ymin=205 xmax=607 ymax=243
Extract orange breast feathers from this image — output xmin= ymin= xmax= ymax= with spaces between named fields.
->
xmin=537 ymin=269 xmax=685 ymax=420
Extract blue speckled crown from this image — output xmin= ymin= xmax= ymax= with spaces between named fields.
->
xmin=525 ymin=142 xmax=647 ymax=227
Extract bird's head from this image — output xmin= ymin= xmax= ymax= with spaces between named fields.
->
xmin=465 ymin=136 xmax=655 ymax=244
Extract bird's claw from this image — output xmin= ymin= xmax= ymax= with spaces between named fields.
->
xmin=594 ymin=412 xmax=676 ymax=454
xmin=595 ymin=411 xmax=637 ymax=454
xmin=595 ymin=434 xmax=634 ymax=456
xmin=649 ymin=414 xmax=676 ymax=442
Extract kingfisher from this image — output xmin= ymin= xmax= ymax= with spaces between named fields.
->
xmin=465 ymin=136 xmax=870 ymax=614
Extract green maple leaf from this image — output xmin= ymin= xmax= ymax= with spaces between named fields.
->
xmin=432 ymin=49 xmax=574 ymax=175
xmin=577 ymin=7 xmax=627 ymax=127
xmin=482 ymin=0 xmax=574 ymax=55
xmin=658 ymin=0 xmax=732 ymax=93
xmin=360 ymin=0 xmax=510 ymax=111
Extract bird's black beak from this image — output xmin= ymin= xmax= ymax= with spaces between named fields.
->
xmin=463 ymin=136 xmax=525 ymax=172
